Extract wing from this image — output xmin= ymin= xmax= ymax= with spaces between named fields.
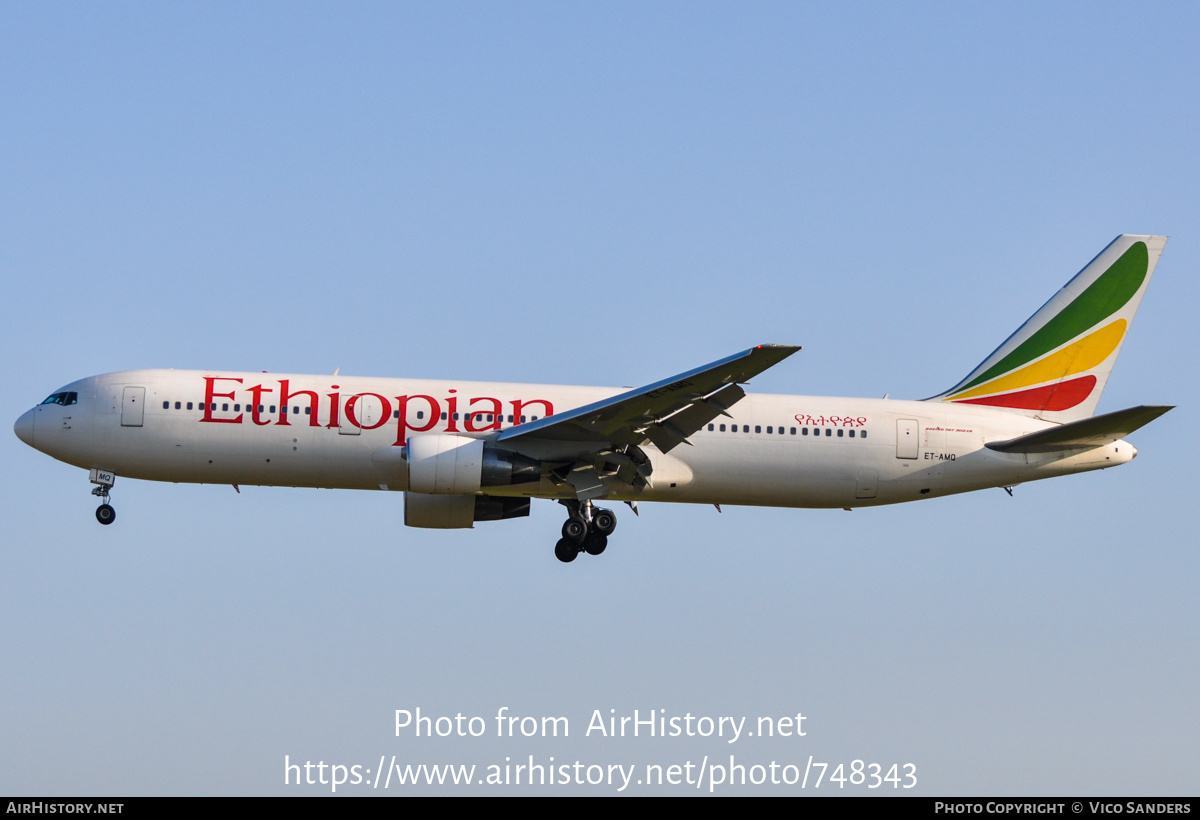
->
xmin=495 ymin=344 xmax=800 ymax=453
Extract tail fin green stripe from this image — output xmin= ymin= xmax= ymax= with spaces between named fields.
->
xmin=959 ymin=241 xmax=1148 ymax=392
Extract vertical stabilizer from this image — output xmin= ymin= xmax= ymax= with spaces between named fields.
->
xmin=929 ymin=235 xmax=1166 ymax=422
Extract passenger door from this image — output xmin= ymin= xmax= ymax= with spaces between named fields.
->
xmin=121 ymin=387 xmax=145 ymax=427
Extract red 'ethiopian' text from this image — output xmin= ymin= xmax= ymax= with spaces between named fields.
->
xmin=199 ymin=376 xmax=553 ymax=447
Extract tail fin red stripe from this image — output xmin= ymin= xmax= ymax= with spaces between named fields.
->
xmin=951 ymin=375 xmax=1096 ymax=412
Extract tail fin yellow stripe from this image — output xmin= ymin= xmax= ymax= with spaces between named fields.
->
xmin=946 ymin=319 xmax=1126 ymax=402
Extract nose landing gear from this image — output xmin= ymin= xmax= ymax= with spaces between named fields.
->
xmin=89 ymin=468 xmax=117 ymax=525
xmin=555 ymin=501 xmax=617 ymax=563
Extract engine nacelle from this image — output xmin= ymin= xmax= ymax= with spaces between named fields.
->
xmin=404 ymin=492 xmax=531 ymax=529
xmin=406 ymin=434 xmax=540 ymax=495
xmin=407 ymin=435 xmax=484 ymax=494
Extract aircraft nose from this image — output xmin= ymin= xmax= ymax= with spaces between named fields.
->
xmin=1131 ymin=446 xmax=1138 ymax=460
xmin=14 ymin=408 xmax=35 ymax=447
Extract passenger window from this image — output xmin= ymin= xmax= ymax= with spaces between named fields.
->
xmin=417 ymin=411 xmax=424 ymax=419
xmin=441 ymin=412 xmax=448 ymax=420
xmin=825 ymin=428 xmax=832 ymax=436
xmin=234 ymin=404 xmax=240 ymax=412
xmin=755 ymin=425 xmax=761 ymax=433
xmin=837 ymin=429 xmax=844 ymax=437
xmin=305 ymin=407 xmax=311 ymax=415
xmin=187 ymin=402 xmax=193 ymax=410
xmin=802 ymin=427 xmax=808 ymax=435
xmin=520 ymin=416 xmax=526 ymax=423
xmin=861 ymin=430 xmax=868 ymax=439
xmin=270 ymin=405 xmax=276 ymax=413
xmin=223 ymin=403 xmax=229 ymax=412
xmin=849 ymin=429 xmax=855 ymax=437
xmin=175 ymin=402 xmax=181 ymax=410
xmin=162 ymin=401 xmax=169 ymax=409
xmin=293 ymin=407 xmax=299 ymax=415
xmin=708 ymin=423 xmax=714 ymax=431
xmin=719 ymin=424 xmax=726 ymax=432
xmin=766 ymin=426 xmax=773 ymax=434
xmin=790 ymin=427 xmax=796 ymax=435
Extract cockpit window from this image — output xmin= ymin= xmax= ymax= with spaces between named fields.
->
xmin=40 ymin=392 xmax=78 ymax=406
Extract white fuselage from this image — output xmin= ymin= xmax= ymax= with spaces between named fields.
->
xmin=16 ymin=369 xmax=1136 ymax=509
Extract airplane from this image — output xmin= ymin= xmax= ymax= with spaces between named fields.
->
xmin=14 ymin=234 xmax=1173 ymax=563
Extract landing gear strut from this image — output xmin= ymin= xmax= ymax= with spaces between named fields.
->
xmin=554 ymin=500 xmax=617 ymax=563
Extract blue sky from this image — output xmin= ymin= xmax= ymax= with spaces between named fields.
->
xmin=2 ymin=3 xmax=1197 ymax=795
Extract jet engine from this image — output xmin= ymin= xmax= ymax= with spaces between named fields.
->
xmin=405 ymin=434 xmax=540 ymax=495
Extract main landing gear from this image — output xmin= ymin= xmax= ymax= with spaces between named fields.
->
xmin=89 ymin=468 xmax=117 ymax=525
xmin=554 ymin=501 xmax=617 ymax=563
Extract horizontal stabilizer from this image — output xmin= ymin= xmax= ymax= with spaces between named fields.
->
xmin=985 ymin=405 xmax=1173 ymax=453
